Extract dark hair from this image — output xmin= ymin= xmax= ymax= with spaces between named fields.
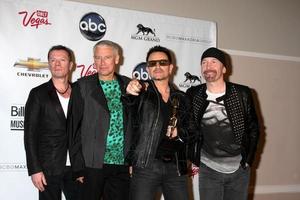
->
xmin=146 ymin=45 xmax=172 ymax=63
xmin=47 ymin=45 xmax=73 ymax=61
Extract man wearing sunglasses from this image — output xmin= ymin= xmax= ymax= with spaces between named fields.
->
xmin=125 ymin=46 xmax=196 ymax=200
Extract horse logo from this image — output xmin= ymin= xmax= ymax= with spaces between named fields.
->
xmin=136 ymin=24 xmax=156 ymax=36
xmin=184 ymin=72 xmax=201 ymax=83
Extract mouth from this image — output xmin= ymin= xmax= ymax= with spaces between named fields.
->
xmin=153 ymin=69 xmax=164 ymax=73
xmin=204 ymin=70 xmax=216 ymax=74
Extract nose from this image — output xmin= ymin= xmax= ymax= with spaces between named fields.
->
xmin=205 ymin=61 xmax=213 ymax=69
xmin=100 ymin=58 xmax=106 ymax=65
xmin=154 ymin=62 xmax=161 ymax=68
xmin=54 ymin=60 xmax=61 ymax=66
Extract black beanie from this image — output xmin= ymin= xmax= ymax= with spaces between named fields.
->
xmin=201 ymin=47 xmax=226 ymax=67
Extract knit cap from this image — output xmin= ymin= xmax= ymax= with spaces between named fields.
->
xmin=201 ymin=47 xmax=226 ymax=67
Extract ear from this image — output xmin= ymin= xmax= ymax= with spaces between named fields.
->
xmin=115 ymin=55 xmax=120 ymax=65
xmin=169 ymin=64 xmax=174 ymax=74
xmin=69 ymin=61 xmax=74 ymax=71
xmin=222 ymin=65 xmax=226 ymax=74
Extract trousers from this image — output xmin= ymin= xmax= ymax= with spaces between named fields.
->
xmin=130 ymin=159 xmax=189 ymax=200
xmin=199 ymin=162 xmax=250 ymax=200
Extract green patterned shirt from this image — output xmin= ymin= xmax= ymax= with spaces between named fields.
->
xmin=100 ymin=79 xmax=125 ymax=165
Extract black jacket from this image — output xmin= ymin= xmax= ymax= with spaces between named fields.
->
xmin=68 ymin=73 xmax=132 ymax=175
xmin=186 ymin=82 xmax=260 ymax=168
xmin=24 ymin=79 xmax=69 ymax=176
xmin=125 ymin=81 xmax=197 ymax=176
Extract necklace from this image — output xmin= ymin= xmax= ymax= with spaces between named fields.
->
xmin=55 ymin=83 xmax=70 ymax=95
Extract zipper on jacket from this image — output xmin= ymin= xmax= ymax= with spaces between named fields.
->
xmin=144 ymin=82 xmax=160 ymax=167
xmin=175 ymin=152 xmax=181 ymax=176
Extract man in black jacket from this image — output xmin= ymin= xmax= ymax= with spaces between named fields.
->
xmin=126 ymin=46 xmax=196 ymax=200
xmin=187 ymin=47 xmax=260 ymax=200
xmin=68 ymin=40 xmax=132 ymax=200
xmin=24 ymin=45 xmax=81 ymax=200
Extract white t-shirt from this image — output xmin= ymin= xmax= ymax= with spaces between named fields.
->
xmin=57 ymin=92 xmax=71 ymax=166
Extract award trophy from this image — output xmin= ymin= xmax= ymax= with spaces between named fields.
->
xmin=166 ymin=97 xmax=179 ymax=138
xmin=156 ymin=97 xmax=181 ymax=162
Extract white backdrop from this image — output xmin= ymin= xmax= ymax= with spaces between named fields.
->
xmin=0 ymin=0 xmax=216 ymax=199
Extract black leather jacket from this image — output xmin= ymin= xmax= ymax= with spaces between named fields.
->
xmin=186 ymin=82 xmax=260 ymax=168
xmin=125 ymin=81 xmax=197 ymax=176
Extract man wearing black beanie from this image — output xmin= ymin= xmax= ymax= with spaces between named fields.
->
xmin=187 ymin=47 xmax=260 ymax=200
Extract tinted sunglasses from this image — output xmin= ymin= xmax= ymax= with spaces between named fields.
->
xmin=147 ymin=59 xmax=170 ymax=67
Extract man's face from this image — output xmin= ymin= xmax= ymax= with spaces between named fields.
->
xmin=48 ymin=50 xmax=73 ymax=79
xmin=201 ymin=57 xmax=226 ymax=83
xmin=146 ymin=52 xmax=173 ymax=81
xmin=94 ymin=45 xmax=119 ymax=80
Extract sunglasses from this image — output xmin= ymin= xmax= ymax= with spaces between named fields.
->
xmin=147 ymin=59 xmax=170 ymax=67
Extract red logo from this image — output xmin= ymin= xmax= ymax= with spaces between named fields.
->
xmin=18 ymin=10 xmax=52 ymax=29
xmin=77 ymin=64 xmax=97 ymax=77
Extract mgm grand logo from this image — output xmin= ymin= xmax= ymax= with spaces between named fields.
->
xmin=131 ymin=24 xmax=160 ymax=42
xmin=179 ymin=72 xmax=202 ymax=88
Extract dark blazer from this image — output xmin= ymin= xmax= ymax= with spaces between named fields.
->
xmin=68 ymin=73 xmax=132 ymax=175
xmin=24 ymin=79 xmax=69 ymax=176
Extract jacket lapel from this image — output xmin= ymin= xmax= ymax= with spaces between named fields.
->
xmin=48 ymin=80 xmax=67 ymax=122
xmin=90 ymin=74 xmax=109 ymax=112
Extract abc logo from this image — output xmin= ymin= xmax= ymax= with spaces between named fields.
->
xmin=79 ymin=12 xmax=106 ymax=41
xmin=132 ymin=62 xmax=151 ymax=81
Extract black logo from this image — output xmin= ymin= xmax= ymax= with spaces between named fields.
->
xmin=10 ymin=104 xmax=25 ymax=131
xmin=131 ymin=24 xmax=160 ymax=42
xmin=136 ymin=24 xmax=155 ymax=36
xmin=184 ymin=72 xmax=201 ymax=83
xmin=132 ymin=62 xmax=151 ymax=80
xmin=179 ymin=72 xmax=201 ymax=88
xmin=79 ymin=12 xmax=106 ymax=41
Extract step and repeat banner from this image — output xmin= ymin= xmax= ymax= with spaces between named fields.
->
xmin=0 ymin=0 xmax=216 ymax=199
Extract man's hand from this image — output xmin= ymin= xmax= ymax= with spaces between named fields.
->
xmin=76 ymin=176 xmax=84 ymax=183
xmin=126 ymin=79 xmax=146 ymax=96
xmin=166 ymin=126 xmax=178 ymax=139
xmin=31 ymin=172 xmax=47 ymax=192
xmin=129 ymin=166 xmax=133 ymax=178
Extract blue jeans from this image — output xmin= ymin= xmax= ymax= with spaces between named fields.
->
xmin=199 ymin=162 xmax=250 ymax=200
xmin=130 ymin=160 xmax=189 ymax=200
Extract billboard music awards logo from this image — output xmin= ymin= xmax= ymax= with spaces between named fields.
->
xmin=79 ymin=12 xmax=106 ymax=41
xmin=131 ymin=24 xmax=160 ymax=42
xmin=10 ymin=104 xmax=25 ymax=131
xmin=18 ymin=10 xmax=51 ymax=29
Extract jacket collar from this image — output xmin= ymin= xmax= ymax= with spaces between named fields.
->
xmin=47 ymin=79 xmax=67 ymax=121
xmin=199 ymin=81 xmax=234 ymax=100
xmin=90 ymin=72 xmax=124 ymax=112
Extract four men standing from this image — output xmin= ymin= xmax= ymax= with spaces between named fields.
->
xmin=25 ymin=42 xmax=259 ymax=200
